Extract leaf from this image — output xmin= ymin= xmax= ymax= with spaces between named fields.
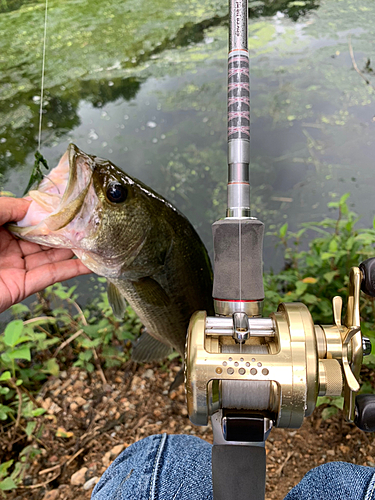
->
xmin=321 ymin=252 xmax=334 ymax=260
xmin=23 ymin=150 xmax=49 ymax=195
xmin=0 ymin=477 xmax=17 ymax=491
xmin=295 ymin=281 xmax=308 ymax=295
xmin=31 ymin=408 xmax=46 ymax=417
xmin=302 ymin=277 xmax=317 ymax=284
xmin=0 ymin=404 xmax=13 ymax=420
xmin=316 ymin=396 xmax=330 ymax=407
xmin=321 ymin=406 xmax=338 ymax=420
xmin=301 ymin=293 xmax=319 ymax=305
xmin=43 ymin=358 xmax=60 ymax=377
xmin=339 ymin=192 xmax=350 ymax=205
xmin=327 ymin=201 xmax=339 ymax=209
xmin=0 ymin=460 xmax=13 ymax=480
xmin=0 ymin=371 xmax=11 ymax=381
xmin=10 ymin=304 xmax=30 ymax=316
xmin=7 ymin=347 xmax=31 ymax=361
xmin=56 ymin=427 xmax=74 ymax=438
xmin=25 ymin=421 xmax=37 ymax=437
xmin=328 ymin=239 xmax=338 ymax=253
xmin=323 ymin=271 xmax=337 ymax=284
xmin=81 ymin=338 xmax=101 ymax=349
xmin=331 ymin=397 xmax=344 ymax=409
xmin=3 ymin=320 xmax=24 ymax=347
xmin=279 ymin=223 xmax=288 ymax=238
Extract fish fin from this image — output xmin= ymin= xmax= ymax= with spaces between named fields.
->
xmin=132 ymin=331 xmax=173 ymax=362
xmin=132 ymin=277 xmax=171 ymax=307
xmin=107 ymin=281 xmax=127 ymax=319
xmin=169 ymin=365 xmax=184 ymax=393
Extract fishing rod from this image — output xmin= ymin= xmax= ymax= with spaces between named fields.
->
xmin=185 ymin=1 xmax=375 ymax=498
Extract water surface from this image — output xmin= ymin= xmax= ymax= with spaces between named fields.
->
xmin=1 ymin=0 xmax=375 ymax=306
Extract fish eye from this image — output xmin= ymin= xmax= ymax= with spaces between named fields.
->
xmin=106 ymin=182 xmax=128 ymax=204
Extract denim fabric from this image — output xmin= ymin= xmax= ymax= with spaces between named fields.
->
xmin=285 ymin=462 xmax=375 ymax=500
xmin=92 ymin=434 xmax=375 ymax=500
xmin=91 ymin=434 xmax=213 ymax=500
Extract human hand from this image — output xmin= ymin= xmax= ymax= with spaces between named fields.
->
xmin=0 ymin=197 xmax=92 ymax=314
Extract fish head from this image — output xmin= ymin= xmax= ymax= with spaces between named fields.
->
xmin=10 ymin=144 xmax=168 ymax=279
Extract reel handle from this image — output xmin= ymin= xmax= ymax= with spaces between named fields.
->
xmin=359 ymin=258 xmax=375 ymax=297
xmin=355 ymin=394 xmax=375 ymax=432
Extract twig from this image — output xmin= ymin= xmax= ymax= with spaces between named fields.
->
xmin=348 ymin=35 xmax=375 ymax=91
xmin=9 ymin=382 xmax=23 ymax=432
xmin=69 ymin=299 xmax=88 ymax=326
xmin=66 ymin=300 xmax=107 ymax=382
xmin=18 ymin=470 xmax=61 ymax=489
xmin=53 ymin=329 xmax=84 ymax=357
xmin=19 ymin=385 xmax=42 ymax=408
xmin=38 ymin=447 xmax=85 ymax=476
xmin=23 ymin=316 xmax=57 ymax=325
xmin=7 ymin=413 xmax=50 ymax=451
xmin=90 ymin=344 xmax=108 ymax=385
xmin=65 ymin=446 xmax=85 ymax=466
xmin=38 ymin=463 xmax=61 ymax=475
xmin=276 ymin=451 xmax=293 ymax=477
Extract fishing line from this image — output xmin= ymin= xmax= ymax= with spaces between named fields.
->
xmin=239 ymin=216 xmax=242 ymax=354
xmin=23 ymin=0 xmax=50 ymax=196
xmin=38 ymin=0 xmax=49 ymax=151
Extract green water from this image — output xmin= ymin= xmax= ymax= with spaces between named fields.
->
xmin=1 ymin=0 xmax=375 ymax=285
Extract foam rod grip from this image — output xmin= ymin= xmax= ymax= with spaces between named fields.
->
xmin=355 ymin=394 xmax=375 ymax=432
xmin=212 ymin=445 xmax=266 ymax=500
xmin=212 ymin=219 xmax=264 ymax=301
xmin=359 ymin=258 xmax=375 ymax=298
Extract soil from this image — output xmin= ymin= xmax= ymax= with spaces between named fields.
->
xmin=3 ymin=361 xmax=375 ymax=500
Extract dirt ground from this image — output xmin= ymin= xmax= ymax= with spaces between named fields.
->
xmin=3 ymin=361 xmax=375 ymax=500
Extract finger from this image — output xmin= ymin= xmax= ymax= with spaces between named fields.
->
xmin=0 ymin=198 xmax=31 ymax=226
xmin=18 ymin=239 xmax=46 ymax=256
xmin=24 ymin=248 xmax=75 ymax=271
xmin=24 ymin=259 xmax=92 ymax=298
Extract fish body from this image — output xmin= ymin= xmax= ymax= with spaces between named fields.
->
xmin=11 ymin=144 xmax=214 ymax=360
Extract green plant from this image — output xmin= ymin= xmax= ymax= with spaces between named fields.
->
xmin=0 ymin=278 xmax=142 ymax=494
xmin=264 ymin=194 xmax=375 ymax=416
xmin=264 ymin=194 xmax=375 ymax=332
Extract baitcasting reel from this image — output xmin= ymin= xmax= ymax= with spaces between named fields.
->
xmin=186 ymin=264 xmax=373 ymax=438
xmin=186 ymin=265 xmax=372 ymax=436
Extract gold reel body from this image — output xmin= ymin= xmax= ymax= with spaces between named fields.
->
xmin=185 ymin=268 xmax=363 ymax=430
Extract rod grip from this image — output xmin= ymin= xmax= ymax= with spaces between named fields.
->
xmin=359 ymin=258 xmax=375 ymax=297
xmin=212 ymin=445 xmax=266 ymax=500
xmin=212 ymin=218 xmax=264 ymax=301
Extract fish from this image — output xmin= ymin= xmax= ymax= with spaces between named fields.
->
xmin=9 ymin=143 xmax=214 ymax=368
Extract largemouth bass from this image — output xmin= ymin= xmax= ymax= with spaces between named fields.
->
xmin=10 ymin=144 xmax=214 ymax=364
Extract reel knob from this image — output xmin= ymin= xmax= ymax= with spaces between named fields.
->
xmin=359 ymin=258 xmax=375 ymax=297
xmin=355 ymin=394 xmax=375 ymax=432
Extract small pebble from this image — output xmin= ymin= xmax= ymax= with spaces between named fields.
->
xmin=83 ymin=477 xmax=100 ymax=490
xmin=74 ymin=396 xmax=86 ymax=407
xmin=71 ymin=467 xmax=88 ymax=486
xmin=143 ymin=369 xmax=155 ymax=380
xmin=42 ymin=490 xmax=60 ymax=500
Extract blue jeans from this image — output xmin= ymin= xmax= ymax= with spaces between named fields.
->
xmin=92 ymin=434 xmax=375 ymax=500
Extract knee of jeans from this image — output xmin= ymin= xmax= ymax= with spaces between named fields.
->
xmin=288 ymin=461 xmax=375 ymax=498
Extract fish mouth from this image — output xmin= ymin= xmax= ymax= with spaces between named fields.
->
xmin=9 ymin=144 xmax=94 ymax=244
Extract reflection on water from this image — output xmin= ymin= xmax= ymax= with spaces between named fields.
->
xmin=1 ymin=0 xmax=375 ymax=306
